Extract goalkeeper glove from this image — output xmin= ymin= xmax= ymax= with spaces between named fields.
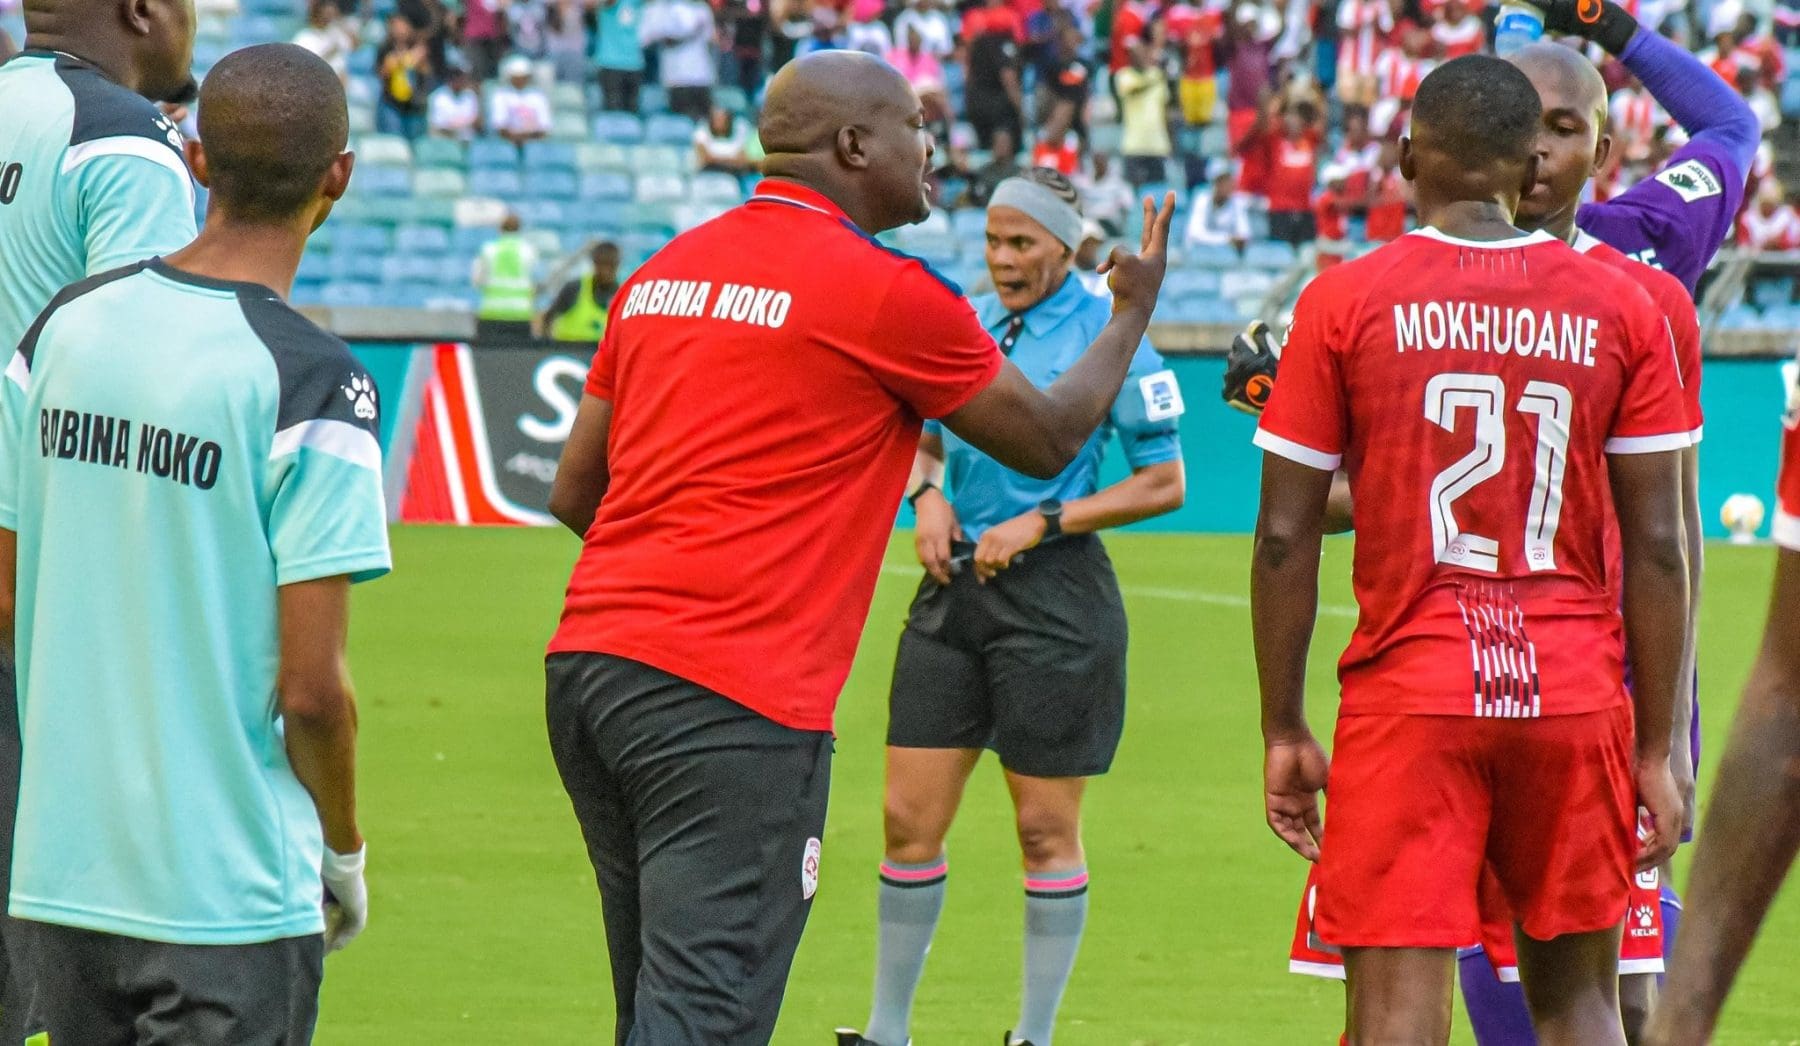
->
xmin=322 ymin=845 xmax=368 ymax=954
xmin=1222 ymin=320 xmax=1281 ymax=415
xmin=1530 ymin=0 xmax=1639 ymax=54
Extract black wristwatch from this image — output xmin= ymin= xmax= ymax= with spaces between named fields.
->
xmin=1038 ymin=498 xmax=1063 ymax=539
xmin=907 ymin=480 xmax=940 ymax=507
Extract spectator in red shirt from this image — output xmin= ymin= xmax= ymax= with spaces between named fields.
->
xmin=542 ymin=52 xmax=1176 ymax=1042
xmin=1313 ymin=165 xmax=1352 ymax=267
xmin=1240 ymin=95 xmax=1324 ymax=243
xmin=1330 ymin=104 xmax=1381 ymax=198
xmin=1168 ymin=1 xmax=1225 ymax=127
xmin=964 ymin=0 xmax=1027 ymax=44
xmin=1431 ymin=0 xmax=1485 ymax=58
xmin=1739 ymin=179 xmax=1800 ymax=250
xmin=1363 ymin=140 xmax=1410 ymax=241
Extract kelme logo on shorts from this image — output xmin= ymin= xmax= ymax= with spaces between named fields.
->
xmin=801 ymin=837 xmax=821 ymax=900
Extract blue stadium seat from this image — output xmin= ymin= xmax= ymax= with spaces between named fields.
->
xmin=232 ymin=14 xmax=286 ymax=42
xmin=357 ymin=165 xmax=414 ymax=197
xmin=634 ymin=173 xmax=688 ymax=204
xmin=572 ymin=199 xmax=630 ymax=230
xmin=355 ymin=134 xmax=413 ymax=167
xmin=347 ymin=48 xmax=378 ymax=78
xmin=952 ymin=209 xmax=988 ymax=241
xmin=645 ymin=114 xmax=697 ymax=146
xmin=453 ymin=226 xmax=499 ymax=253
xmin=578 ymin=171 xmax=635 ymax=201
xmin=381 ymin=282 xmax=439 ymax=309
xmin=639 ymin=84 xmax=669 ymax=114
xmin=629 ymin=145 xmax=687 ymax=175
xmin=517 ymin=200 xmax=570 ymax=227
xmin=297 ymin=253 xmax=332 ymax=284
xmin=327 ymin=254 xmax=387 ymax=284
xmin=346 ymin=77 xmax=378 ymax=109
xmin=413 ymin=167 xmax=467 ymax=198
xmin=308 ymin=224 xmax=335 ymax=252
xmin=381 ymin=255 xmax=445 ymax=285
xmin=436 ymin=256 xmax=475 ymax=287
xmin=468 ymin=168 xmax=525 ymax=197
xmin=395 ymin=224 xmax=453 ymax=255
xmin=1185 ymin=243 xmax=1241 ymax=269
xmin=714 ymin=86 xmax=749 ymax=113
xmin=593 ymin=112 xmax=645 ymax=144
xmin=290 ymin=282 xmax=325 ymax=307
xmin=551 ymin=112 xmax=589 ymax=141
xmin=528 ymin=170 xmax=581 ymax=201
xmin=192 ymin=41 xmax=226 ymax=71
xmin=624 ymin=203 xmax=677 ymax=234
xmin=1163 ymin=269 xmax=1222 ymax=299
xmin=690 ymin=172 xmax=743 ymax=204
xmin=1752 ymin=277 xmax=1795 ymax=310
xmin=575 ymin=141 xmax=632 ymax=172
xmin=423 ymin=288 xmax=481 ymax=311
xmin=347 ymin=105 xmax=375 ymax=136
xmin=1245 ymin=241 xmax=1297 ymax=269
xmin=469 ymin=138 xmax=521 ymax=171
xmin=412 ymin=137 xmax=466 ymax=169
xmin=332 ymin=223 xmax=393 ymax=255
xmin=673 ymin=203 xmax=730 ymax=230
xmin=524 ymin=141 xmax=579 ymax=173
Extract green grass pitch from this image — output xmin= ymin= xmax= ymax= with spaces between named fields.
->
xmin=317 ymin=527 xmax=1799 ymax=1044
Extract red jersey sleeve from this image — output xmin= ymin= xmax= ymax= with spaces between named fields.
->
xmin=1254 ymin=277 xmax=1348 ymax=470
xmin=1605 ymin=283 xmax=1693 ymax=455
xmin=859 ymin=262 xmax=1004 ymax=419
xmin=1663 ymin=286 xmax=1705 ymax=442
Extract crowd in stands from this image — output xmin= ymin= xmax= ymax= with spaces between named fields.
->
xmin=267 ymin=0 xmax=1800 ymax=267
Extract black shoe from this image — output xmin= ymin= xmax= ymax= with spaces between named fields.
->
xmin=837 ymin=1029 xmax=905 ymax=1046
xmin=1004 ymin=1032 xmax=1037 ymax=1046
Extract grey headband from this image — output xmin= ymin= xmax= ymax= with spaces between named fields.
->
xmin=988 ymin=177 xmax=1084 ymax=251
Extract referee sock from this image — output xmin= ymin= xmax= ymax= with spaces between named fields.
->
xmin=865 ymin=855 xmax=948 ymax=1046
xmin=1016 ymin=866 xmax=1089 ymax=1046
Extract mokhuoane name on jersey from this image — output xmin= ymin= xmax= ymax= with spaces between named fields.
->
xmin=1394 ymin=302 xmax=1600 ymax=367
xmin=39 ymin=407 xmax=223 ymax=490
xmin=615 ymin=280 xmax=793 ymax=329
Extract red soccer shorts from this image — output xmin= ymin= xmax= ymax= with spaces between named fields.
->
xmin=1288 ymin=859 xmax=1664 ymax=979
xmin=1310 ymin=705 xmax=1636 ymax=950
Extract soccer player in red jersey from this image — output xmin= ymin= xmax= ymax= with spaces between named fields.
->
xmin=542 ymin=51 xmax=1175 ymax=1044
xmin=1647 ymin=371 xmax=1800 ymax=1045
xmin=1252 ymin=55 xmax=1690 ymax=1046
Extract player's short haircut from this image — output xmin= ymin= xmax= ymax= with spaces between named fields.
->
xmin=1410 ymin=54 xmax=1542 ymax=168
xmin=196 ymin=43 xmax=347 ymax=223
xmin=1017 ymin=166 xmax=1083 ymax=215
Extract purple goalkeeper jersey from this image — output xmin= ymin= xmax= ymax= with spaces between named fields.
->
xmin=1577 ymin=137 xmax=1746 ymax=295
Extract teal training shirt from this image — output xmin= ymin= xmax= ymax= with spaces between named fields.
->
xmin=925 ymin=275 xmax=1185 ymax=540
xmin=0 ymin=49 xmax=197 ymax=354
xmin=0 ymin=259 xmax=392 ymax=945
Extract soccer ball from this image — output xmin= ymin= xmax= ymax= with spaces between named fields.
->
xmin=1721 ymin=493 xmax=1767 ymax=544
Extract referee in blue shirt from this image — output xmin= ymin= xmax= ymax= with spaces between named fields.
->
xmin=840 ymin=168 xmax=1186 ymax=1046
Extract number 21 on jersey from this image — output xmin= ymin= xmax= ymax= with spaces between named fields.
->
xmin=1425 ymin=372 xmax=1571 ymax=574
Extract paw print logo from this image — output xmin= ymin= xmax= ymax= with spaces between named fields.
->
xmin=342 ymin=374 xmax=378 ymax=421
xmin=154 ymin=112 xmax=183 ymax=151
xmin=1634 ymin=905 xmax=1656 ymax=929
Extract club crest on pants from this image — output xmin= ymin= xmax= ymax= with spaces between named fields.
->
xmin=801 ymin=837 xmax=821 ymax=900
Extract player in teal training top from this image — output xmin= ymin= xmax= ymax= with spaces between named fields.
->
xmin=0 ymin=0 xmax=200 ymax=1032
xmin=0 ymin=44 xmax=386 ymax=1043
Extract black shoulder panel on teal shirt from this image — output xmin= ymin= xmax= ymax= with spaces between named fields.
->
xmin=50 ymin=51 xmax=186 ymax=157
xmin=235 ymin=288 xmax=381 ymax=437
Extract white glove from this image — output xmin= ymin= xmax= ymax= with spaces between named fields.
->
xmin=321 ymin=845 xmax=368 ymax=954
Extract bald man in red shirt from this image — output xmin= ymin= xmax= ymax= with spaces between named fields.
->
xmin=544 ymin=51 xmax=1175 ymax=1044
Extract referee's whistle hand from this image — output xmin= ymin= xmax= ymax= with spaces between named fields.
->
xmin=1098 ymin=192 xmax=1177 ymax=319
xmin=914 ymin=489 xmax=961 ymax=585
xmin=972 ymin=511 xmax=1046 ymax=583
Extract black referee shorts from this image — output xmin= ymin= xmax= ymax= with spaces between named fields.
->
xmin=888 ymin=534 xmax=1129 ymax=779
xmin=545 ymin=652 xmax=832 ymax=1046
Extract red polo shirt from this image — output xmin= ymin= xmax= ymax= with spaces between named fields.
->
xmin=550 ymin=180 xmax=1004 ymax=731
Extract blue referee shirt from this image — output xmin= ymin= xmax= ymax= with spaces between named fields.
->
xmin=926 ymin=274 xmax=1184 ymax=540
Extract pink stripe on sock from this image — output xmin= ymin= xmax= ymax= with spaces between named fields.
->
xmin=880 ymin=860 xmax=948 ymax=882
xmin=1024 ymin=871 xmax=1089 ymax=893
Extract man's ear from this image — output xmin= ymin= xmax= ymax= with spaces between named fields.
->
xmin=310 ymin=151 xmax=356 ymax=232
xmin=1591 ymin=132 xmax=1613 ymax=180
xmin=120 ymin=0 xmax=153 ymax=36
xmin=836 ymin=125 xmax=870 ymax=171
xmin=184 ymin=138 xmax=211 ymax=188
xmin=1398 ymin=137 xmax=1416 ymax=182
